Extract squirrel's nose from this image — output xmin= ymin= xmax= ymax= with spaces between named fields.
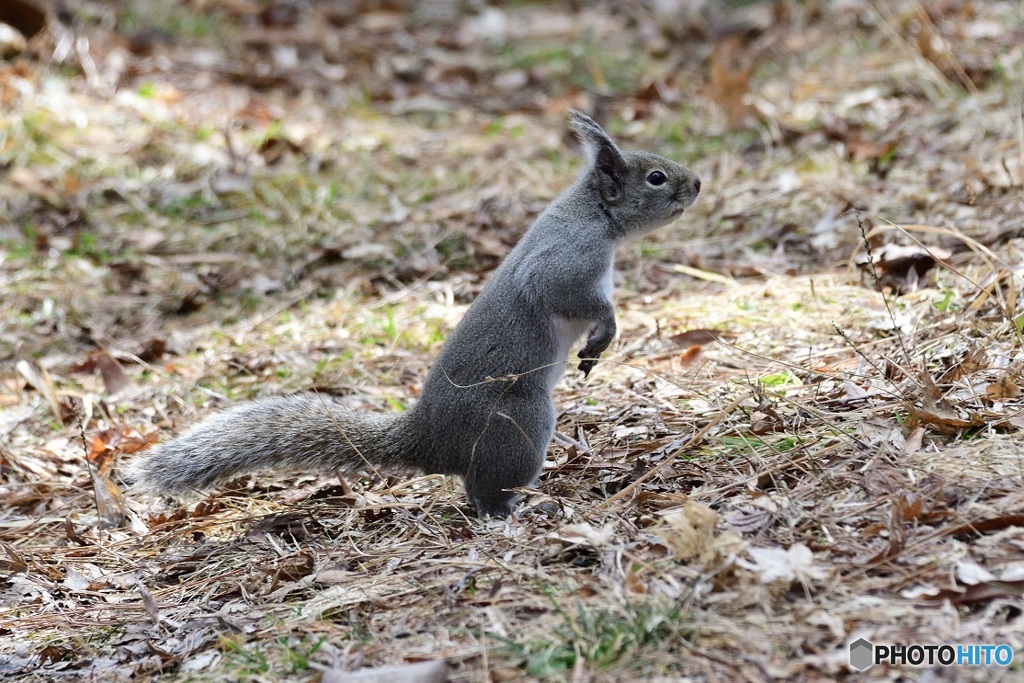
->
xmin=694 ymin=178 xmax=702 ymax=194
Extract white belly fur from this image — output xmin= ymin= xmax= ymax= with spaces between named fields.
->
xmin=548 ymin=264 xmax=614 ymax=391
xmin=598 ymin=263 xmax=614 ymax=301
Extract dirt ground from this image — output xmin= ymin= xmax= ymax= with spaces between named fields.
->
xmin=1 ymin=1 xmax=1023 ymax=681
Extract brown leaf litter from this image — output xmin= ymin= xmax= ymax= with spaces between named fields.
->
xmin=2 ymin=0 xmax=1024 ymax=681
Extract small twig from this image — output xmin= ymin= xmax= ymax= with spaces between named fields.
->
xmin=831 ymin=321 xmax=913 ymax=400
xmin=856 ymin=215 xmax=916 ymax=370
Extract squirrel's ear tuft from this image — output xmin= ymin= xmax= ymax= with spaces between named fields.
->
xmin=568 ymin=110 xmax=616 ymax=161
xmin=568 ymin=109 xmax=626 ymax=203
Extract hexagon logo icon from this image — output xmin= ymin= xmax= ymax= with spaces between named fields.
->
xmin=849 ymin=638 xmax=874 ymax=671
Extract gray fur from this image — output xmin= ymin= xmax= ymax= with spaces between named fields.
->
xmin=126 ymin=110 xmax=700 ymax=516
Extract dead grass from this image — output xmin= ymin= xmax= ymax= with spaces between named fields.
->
xmin=2 ymin=1 xmax=1024 ymax=681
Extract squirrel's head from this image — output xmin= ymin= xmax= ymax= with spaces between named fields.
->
xmin=569 ymin=110 xmax=700 ymax=237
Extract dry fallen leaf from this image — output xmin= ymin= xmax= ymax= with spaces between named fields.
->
xmin=89 ymin=462 xmax=127 ymax=529
xmin=137 ymin=581 xmax=161 ymax=626
xmin=70 ymin=351 xmax=137 ymax=397
xmin=737 ymin=544 xmax=827 ymax=585
xmin=862 ymin=461 xmax=905 ymax=498
xmin=908 ymin=404 xmax=987 ymax=433
xmin=984 ymin=374 xmax=1022 ymax=402
xmin=656 ymin=502 xmax=745 ymax=565
xmin=15 ymin=359 xmax=61 ymax=421
xmin=321 ymin=660 xmax=448 ymax=683
xmin=915 ymin=580 xmax=1024 ymax=606
xmin=0 ymin=0 xmax=47 ymax=41
xmin=907 ymin=370 xmax=988 ymax=434
xmin=947 ymin=514 xmax=1024 ymax=538
xmin=704 ymin=37 xmax=761 ymax=128
xmin=0 ymin=542 xmax=28 ymax=574
xmin=955 ymin=560 xmax=996 ymax=585
xmin=938 ymin=344 xmax=989 ymax=382
xmin=122 ymin=229 xmax=167 ymax=252
xmin=845 ymin=136 xmax=898 ymax=164
xmin=676 ymin=344 xmax=702 ymax=367
xmin=549 ymin=522 xmax=616 ymax=548
xmin=669 ymin=329 xmax=733 ymax=347
xmin=855 ymin=243 xmax=952 ymax=293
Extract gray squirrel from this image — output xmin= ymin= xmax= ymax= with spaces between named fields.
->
xmin=126 ymin=111 xmax=700 ymax=517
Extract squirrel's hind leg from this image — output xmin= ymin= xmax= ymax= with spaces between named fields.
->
xmin=463 ymin=398 xmax=555 ymax=517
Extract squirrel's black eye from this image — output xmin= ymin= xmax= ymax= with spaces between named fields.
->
xmin=646 ymin=170 xmax=667 ymax=187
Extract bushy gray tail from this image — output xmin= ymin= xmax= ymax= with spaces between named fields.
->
xmin=125 ymin=394 xmax=420 ymax=495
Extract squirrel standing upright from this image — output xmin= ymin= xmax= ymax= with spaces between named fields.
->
xmin=127 ymin=111 xmax=701 ymax=516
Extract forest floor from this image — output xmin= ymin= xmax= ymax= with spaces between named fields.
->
xmin=1 ymin=1 xmax=1023 ymax=681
